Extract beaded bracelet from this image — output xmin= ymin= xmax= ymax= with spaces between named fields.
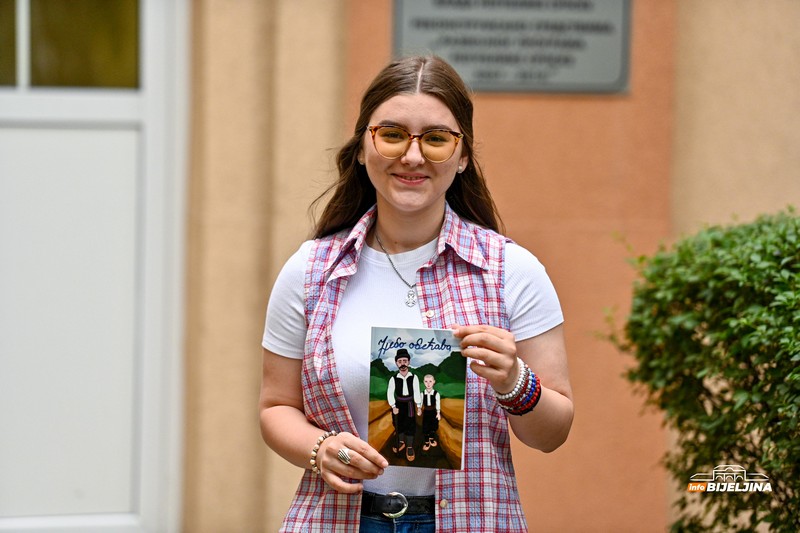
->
xmin=495 ymin=357 xmax=527 ymax=401
xmin=503 ymin=375 xmax=535 ymax=413
xmin=506 ymin=372 xmax=535 ymax=409
xmin=506 ymin=373 xmax=542 ymax=415
xmin=309 ymin=430 xmax=337 ymax=475
xmin=495 ymin=361 xmax=543 ymax=416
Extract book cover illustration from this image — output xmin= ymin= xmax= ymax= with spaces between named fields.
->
xmin=368 ymin=326 xmax=466 ymax=470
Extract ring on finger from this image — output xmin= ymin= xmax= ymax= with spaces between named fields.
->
xmin=337 ymin=447 xmax=352 ymax=465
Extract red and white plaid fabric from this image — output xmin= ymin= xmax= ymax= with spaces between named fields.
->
xmin=280 ymin=203 xmax=527 ymax=532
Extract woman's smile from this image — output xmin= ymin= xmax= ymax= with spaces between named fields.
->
xmin=393 ymin=172 xmax=428 ymax=184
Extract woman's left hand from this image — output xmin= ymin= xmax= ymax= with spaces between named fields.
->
xmin=452 ymin=324 xmax=520 ymax=394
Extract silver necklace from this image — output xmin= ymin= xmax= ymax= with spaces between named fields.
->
xmin=374 ymin=232 xmax=418 ymax=307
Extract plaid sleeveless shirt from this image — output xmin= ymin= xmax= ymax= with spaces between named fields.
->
xmin=280 ymin=203 xmax=527 ymax=532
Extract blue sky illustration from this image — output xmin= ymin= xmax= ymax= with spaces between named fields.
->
xmin=371 ymin=326 xmax=458 ymax=370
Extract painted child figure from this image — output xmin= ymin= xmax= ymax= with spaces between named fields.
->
xmin=421 ymin=374 xmax=441 ymax=451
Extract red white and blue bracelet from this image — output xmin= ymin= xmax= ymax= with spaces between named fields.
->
xmin=495 ymin=358 xmax=542 ymax=416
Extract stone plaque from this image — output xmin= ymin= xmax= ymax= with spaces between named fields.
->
xmin=394 ymin=0 xmax=630 ymax=93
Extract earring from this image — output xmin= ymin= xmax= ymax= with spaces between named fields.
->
xmin=457 ymin=166 xmax=463 ymax=173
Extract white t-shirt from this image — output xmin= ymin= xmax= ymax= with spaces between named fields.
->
xmin=262 ymin=238 xmax=563 ymax=495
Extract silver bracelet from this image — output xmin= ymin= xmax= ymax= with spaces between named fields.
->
xmin=309 ymin=430 xmax=337 ymax=475
xmin=495 ymin=357 xmax=527 ymax=401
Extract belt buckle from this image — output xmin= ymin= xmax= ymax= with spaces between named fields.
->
xmin=382 ymin=492 xmax=409 ymax=518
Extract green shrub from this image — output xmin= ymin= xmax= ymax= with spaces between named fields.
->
xmin=612 ymin=208 xmax=799 ymax=532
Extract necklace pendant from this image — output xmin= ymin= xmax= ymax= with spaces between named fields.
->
xmin=405 ymin=288 xmax=417 ymax=307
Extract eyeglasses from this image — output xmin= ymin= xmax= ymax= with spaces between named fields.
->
xmin=368 ymin=125 xmax=464 ymax=163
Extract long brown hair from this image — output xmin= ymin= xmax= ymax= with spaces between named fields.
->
xmin=312 ymin=55 xmax=504 ymax=238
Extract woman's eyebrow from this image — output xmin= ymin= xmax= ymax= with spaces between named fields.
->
xmin=424 ymin=123 xmax=458 ymax=131
xmin=375 ymin=120 xmax=458 ymax=131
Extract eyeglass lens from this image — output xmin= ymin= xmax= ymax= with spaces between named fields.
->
xmin=371 ymin=126 xmax=459 ymax=163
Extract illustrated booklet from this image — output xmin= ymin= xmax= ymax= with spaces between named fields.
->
xmin=368 ymin=326 xmax=466 ymax=470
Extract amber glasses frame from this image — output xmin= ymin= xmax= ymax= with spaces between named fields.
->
xmin=367 ymin=125 xmax=464 ymax=163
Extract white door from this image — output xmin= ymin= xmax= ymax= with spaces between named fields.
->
xmin=0 ymin=1 xmax=187 ymax=531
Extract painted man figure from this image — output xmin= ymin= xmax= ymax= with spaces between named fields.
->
xmin=387 ymin=348 xmax=422 ymax=461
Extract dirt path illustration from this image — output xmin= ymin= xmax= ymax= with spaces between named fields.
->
xmin=368 ymin=399 xmax=464 ymax=469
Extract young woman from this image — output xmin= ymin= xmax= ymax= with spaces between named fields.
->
xmin=259 ymin=55 xmax=573 ymax=533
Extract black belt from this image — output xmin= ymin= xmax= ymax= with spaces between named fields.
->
xmin=361 ymin=491 xmax=435 ymax=518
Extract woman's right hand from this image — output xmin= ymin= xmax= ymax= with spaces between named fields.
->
xmin=259 ymin=350 xmax=387 ymax=493
xmin=316 ymin=431 xmax=388 ymax=493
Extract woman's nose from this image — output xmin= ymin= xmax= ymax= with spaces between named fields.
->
xmin=401 ymin=137 xmax=426 ymax=165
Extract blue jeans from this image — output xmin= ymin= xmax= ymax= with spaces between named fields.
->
xmin=359 ymin=512 xmax=436 ymax=533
